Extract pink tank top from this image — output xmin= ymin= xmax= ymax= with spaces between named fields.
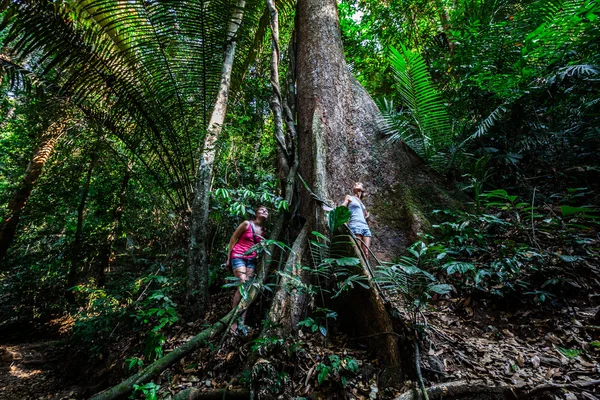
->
xmin=231 ymin=222 xmax=262 ymax=259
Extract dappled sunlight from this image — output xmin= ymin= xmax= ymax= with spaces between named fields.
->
xmin=9 ymin=363 xmax=43 ymax=379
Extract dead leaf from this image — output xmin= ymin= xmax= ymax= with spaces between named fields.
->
xmin=503 ymin=329 xmax=515 ymax=338
xmin=545 ymin=333 xmax=562 ymax=345
xmin=531 ymin=355 xmax=541 ymax=368
xmin=545 ymin=367 xmax=557 ymax=379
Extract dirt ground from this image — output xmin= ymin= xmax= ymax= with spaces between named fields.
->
xmin=0 ymin=291 xmax=598 ymax=399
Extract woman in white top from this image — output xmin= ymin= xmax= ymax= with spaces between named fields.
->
xmin=341 ymin=182 xmax=372 ymax=255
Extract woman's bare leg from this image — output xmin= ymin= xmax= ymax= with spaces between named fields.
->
xmin=355 ymin=234 xmax=365 ymax=257
xmin=231 ymin=266 xmax=249 ymax=333
xmin=362 ymin=236 xmax=371 ymax=258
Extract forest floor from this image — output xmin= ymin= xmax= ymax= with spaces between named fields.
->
xmin=1 ymin=288 xmax=598 ymax=399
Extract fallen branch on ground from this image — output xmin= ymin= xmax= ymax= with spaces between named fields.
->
xmin=90 ymin=300 xmax=252 ymax=400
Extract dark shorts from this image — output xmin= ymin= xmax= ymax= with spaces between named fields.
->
xmin=350 ymin=227 xmax=372 ymax=237
xmin=231 ymin=258 xmax=257 ymax=271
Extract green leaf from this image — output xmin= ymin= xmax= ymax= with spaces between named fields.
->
xmin=329 ymin=355 xmax=341 ymax=369
xmin=319 ymin=326 xmax=327 ymax=337
xmin=556 ymin=346 xmax=580 ymax=359
xmin=328 ymin=206 xmax=351 ymax=231
xmin=311 ymin=231 xmax=329 ymax=241
xmin=560 ymin=205 xmax=596 ymax=216
xmin=387 ymin=44 xmax=451 ymax=161
xmin=344 ymin=358 xmax=359 ymax=373
xmin=444 ymin=261 xmax=476 ymax=275
xmin=428 ymin=284 xmax=452 ymax=295
xmin=558 ymin=254 xmax=580 ymax=263
xmin=317 ymin=365 xmax=330 ymax=385
xmin=334 ymin=257 xmax=361 ymax=266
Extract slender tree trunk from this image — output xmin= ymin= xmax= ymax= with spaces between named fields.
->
xmin=0 ymin=115 xmax=70 ymax=267
xmin=187 ymin=0 xmax=246 ymax=317
xmin=266 ymin=0 xmax=292 ymax=187
xmin=97 ymin=160 xmax=132 ymax=287
xmin=66 ymin=147 xmax=99 ymax=303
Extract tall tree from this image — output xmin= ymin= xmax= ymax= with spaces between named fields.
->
xmin=0 ymin=111 xmax=71 ymax=267
xmin=187 ymin=0 xmax=247 ymax=317
xmin=292 ymin=0 xmax=461 ymax=381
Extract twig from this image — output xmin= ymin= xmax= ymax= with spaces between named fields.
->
xmin=531 ymin=186 xmax=540 ymax=249
xmin=216 ymin=304 xmax=245 ymax=350
xmin=135 ymin=267 xmax=161 ymax=302
xmin=583 ymin=325 xmax=600 ymax=331
xmin=428 ymin=325 xmax=459 ymax=346
xmin=414 ymin=339 xmax=430 ymax=400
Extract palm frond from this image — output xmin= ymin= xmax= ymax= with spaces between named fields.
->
xmin=524 ymin=0 xmax=600 ymax=64
xmin=470 ymin=103 xmax=508 ymax=141
xmin=0 ymin=0 xmax=274 ymax=208
xmin=388 ymin=44 xmax=451 ymax=160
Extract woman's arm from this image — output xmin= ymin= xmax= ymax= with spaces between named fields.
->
xmin=341 ymin=195 xmax=352 ymax=207
xmin=226 ymin=221 xmax=249 ymax=266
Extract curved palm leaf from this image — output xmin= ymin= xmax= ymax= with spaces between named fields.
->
xmin=388 ymin=43 xmax=451 ymax=160
xmin=0 ymin=0 xmax=281 ymax=209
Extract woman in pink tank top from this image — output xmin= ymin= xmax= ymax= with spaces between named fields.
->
xmin=225 ymin=205 xmax=268 ymax=334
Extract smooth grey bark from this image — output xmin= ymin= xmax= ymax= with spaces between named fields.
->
xmin=187 ymin=0 xmax=246 ymax=317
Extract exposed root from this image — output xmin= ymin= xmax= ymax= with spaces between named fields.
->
xmin=396 ymin=379 xmax=600 ymax=400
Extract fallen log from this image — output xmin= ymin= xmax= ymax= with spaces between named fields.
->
xmin=90 ymin=284 xmax=274 ymax=400
xmin=90 ymin=309 xmax=236 ymax=400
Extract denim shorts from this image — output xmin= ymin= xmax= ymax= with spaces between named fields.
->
xmin=231 ymin=257 xmax=257 ymax=270
xmin=350 ymin=227 xmax=372 ymax=237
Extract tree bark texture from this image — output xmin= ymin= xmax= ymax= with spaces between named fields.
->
xmin=187 ymin=0 xmax=246 ymax=317
xmin=294 ymin=0 xmax=461 ymax=384
xmin=295 ymin=0 xmax=459 ymax=264
xmin=0 ymin=115 xmax=70 ymax=267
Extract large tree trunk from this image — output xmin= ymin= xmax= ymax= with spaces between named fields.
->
xmin=292 ymin=0 xmax=461 ymax=384
xmin=296 ymin=0 xmax=458 ymax=265
xmin=0 ymin=115 xmax=70 ymax=267
xmin=187 ymin=0 xmax=246 ymax=317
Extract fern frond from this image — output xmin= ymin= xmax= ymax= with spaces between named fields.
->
xmin=388 ymin=44 xmax=451 ymax=160
xmin=557 ymin=64 xmax=600 ymax=80
xmin=470 ymin=104 xmax=508 ymax=140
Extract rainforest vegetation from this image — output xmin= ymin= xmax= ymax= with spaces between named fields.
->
xmin=0 ymin=0 xmax=599 ymax=399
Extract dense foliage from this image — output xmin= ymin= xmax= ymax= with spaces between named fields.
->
xmin=0 ymin=0 xmax=598 ymax=396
